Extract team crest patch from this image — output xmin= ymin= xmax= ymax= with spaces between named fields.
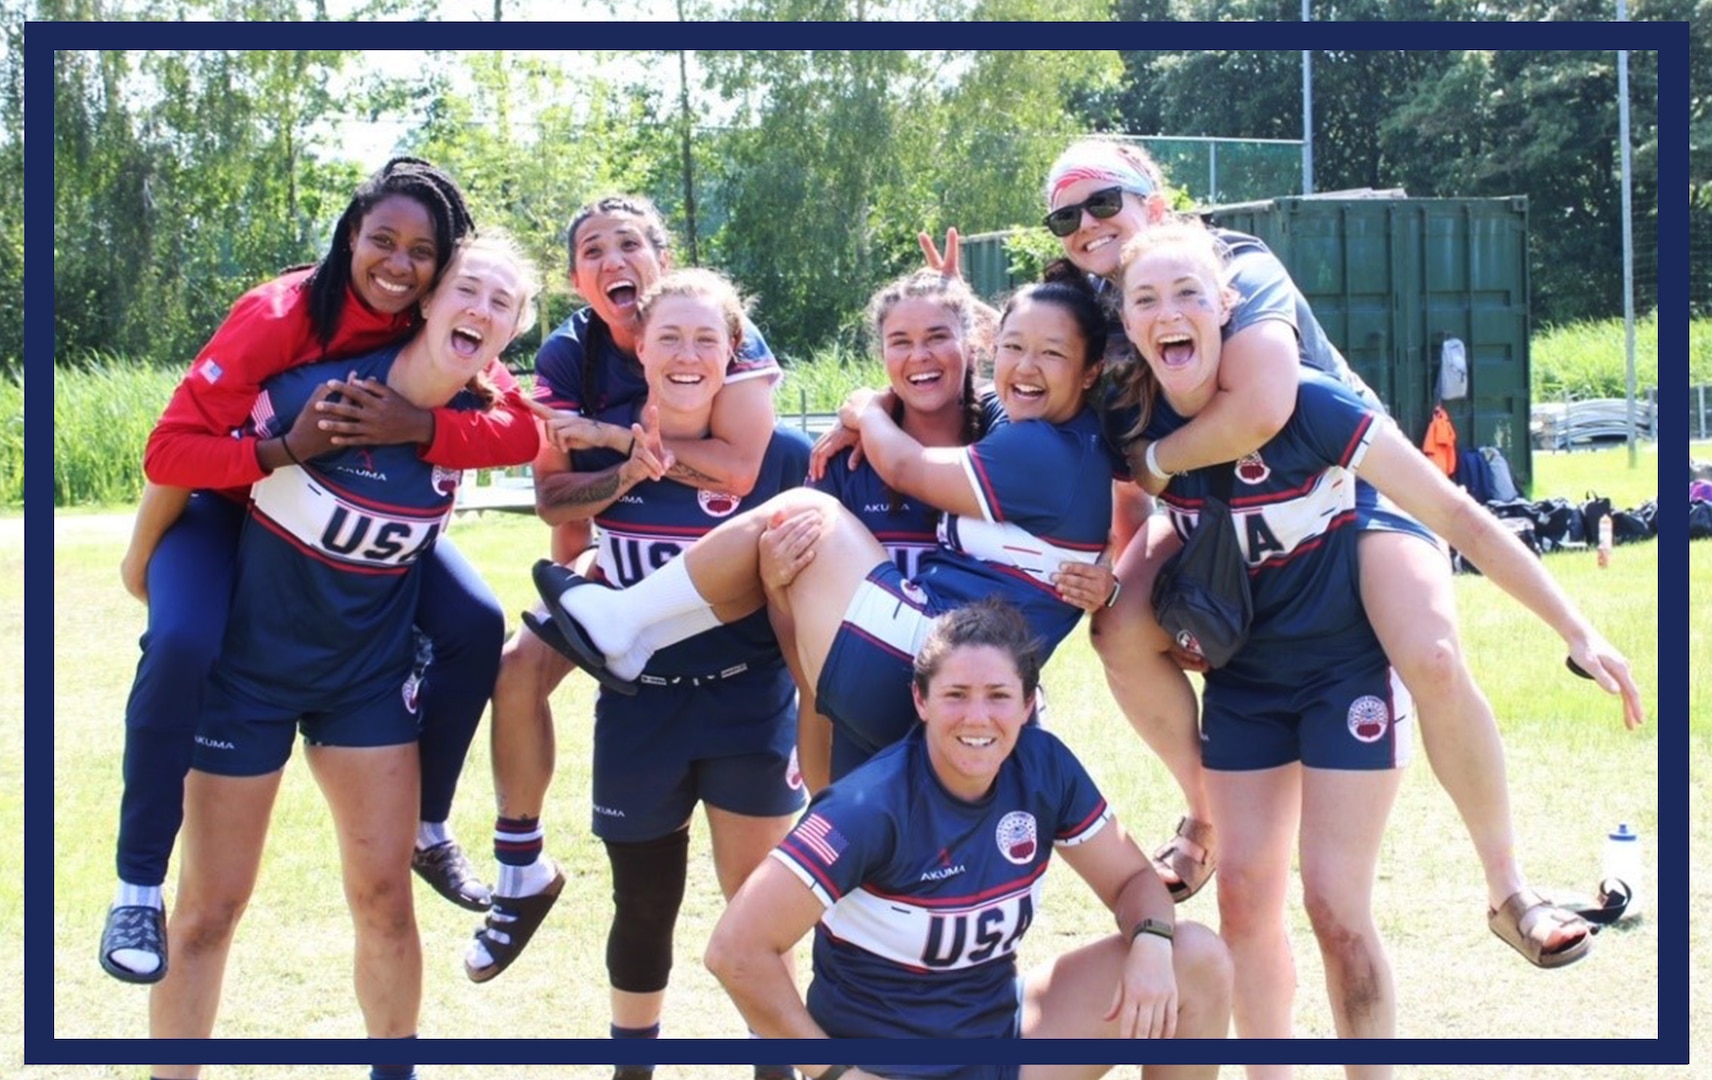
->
xmin=1235 ymin=452 xmax=1270 ymax=485
xmin=698 ymin=490 xmax=741 ymax=518
xmin=900 ymin=578 xmax=927 ymax=605
xmin=431 ymin=465 xmax=462 ymax=496
xmin=1347 ymin=694 xmax=1390 ymax=743
xmin=995 ymin=811 xmax=1038 ymax=865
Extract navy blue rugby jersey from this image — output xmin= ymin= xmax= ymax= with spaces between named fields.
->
xmin=914 ymin=407 xmax=1112 ymax=658
xmin=216 ymin=347 xmax=474 ymax=711
xmin=592 ymin=423 xmax=812 ymax=678
xmin=1146 ymin=371 xmax=1385 ymax=660
xmin=775 ymin=724 xmax=1110 ymax=1046
xmin=814 ymin=389 xmax=1008 ymax=582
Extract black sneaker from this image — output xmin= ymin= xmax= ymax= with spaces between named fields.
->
xmin=412 ymin=840 xmax=493 ymax=912
xmin=613 ymin=1068 xmax=655 ymax=1080
xmin=754 ymin=1069 xmax=796 ymax=1080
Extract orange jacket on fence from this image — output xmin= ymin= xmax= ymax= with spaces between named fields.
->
xmin=1422 ymin=405 xmax=1458 ymax=476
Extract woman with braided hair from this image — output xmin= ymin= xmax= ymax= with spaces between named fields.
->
xmin=101 ymin=157 xmax=541 ymax=985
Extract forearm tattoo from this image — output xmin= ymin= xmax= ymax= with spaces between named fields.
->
xmin=542 ymin=470 xmax=623 ymax=508
xmin=666 ymin=460 xmax=722 ymax=487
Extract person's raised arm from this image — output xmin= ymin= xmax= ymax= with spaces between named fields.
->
xmin=531 ymin=405 xmax=670 ymax=524
xmin=1137 ymin=319 xmax=1298 ymax=489
xmin=704 ymin=856 xmax=830 ymax=1041
xmin=1354 ymin=424 xmax=1645 ymax=730
xmin=416 ymin=359 xmax=540 ymax=468
xmin=846 ymin=389 xmax=983 ymax=519
xmin=658 ymin=375 xmax=774 ymax=496
xmin=1057 ymin=815 xmax=1180 ymax=1039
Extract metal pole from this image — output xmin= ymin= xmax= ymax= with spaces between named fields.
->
xmin=1301 ymin=0 xmax=1313 ymax=195
xmin=1618 ymin=0 xmax=1637 ymax=466
xmin=1209 ymin=141 xmax=1218 ymax=205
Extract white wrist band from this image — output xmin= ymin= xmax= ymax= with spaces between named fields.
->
xmin=1144 ymin=441 xmax=1173 ymax=482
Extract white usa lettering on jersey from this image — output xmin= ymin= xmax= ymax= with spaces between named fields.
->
xmin=251 ymin=467 xmax=448 ymax=570
xmin=779 ymin=854 xmax=1044 ymax=973
xmin=1169 ymin=465 xmax=1359 ymax=568
xmin=598 ymin=526 xmax=690 ymax=588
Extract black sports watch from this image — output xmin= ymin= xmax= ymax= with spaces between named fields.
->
xmin=1129 ymin=917 xmax=1175 ymax=944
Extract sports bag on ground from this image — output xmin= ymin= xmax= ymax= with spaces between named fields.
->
xmin=1151 ymin=462 xmax=1253 ymax=669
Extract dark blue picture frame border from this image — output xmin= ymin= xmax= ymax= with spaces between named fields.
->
xmin=26 ymin=15 xmax=1689 ymax=1071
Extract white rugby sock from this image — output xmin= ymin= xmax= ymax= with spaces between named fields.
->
xmin=415 ymin=820 xmax=452 ymax=851
xmin=109 ymin=882 xmax=165 ymax=976
xmin=607 ymin=604 xmax=728 ymax=682
xmin=496 ymin=856 xmax=556 ymax=899
xmin=114 ymin=882 xmax=163 ymax=910
xmin=467 ymin=856 xmax=556 ymax=972
xmin=562 ymin=558 xmax=712 ymax=659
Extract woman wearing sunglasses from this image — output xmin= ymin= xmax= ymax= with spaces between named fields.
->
xmin=997 ymin=137 xmax=1614 ymax=969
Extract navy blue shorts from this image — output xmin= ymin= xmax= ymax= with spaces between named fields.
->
xmin=191 ymin=675 xmax=420 ymax=777
xmin=1355 ymin=478 xmax=1437 ymax=547
xmin=591 ymin=661 xmax=806 ymax=842
xmin=816 ymin=562 xmax=944 ymax=766
xmin=1201 ymin=635 xmax=1414 ymax=772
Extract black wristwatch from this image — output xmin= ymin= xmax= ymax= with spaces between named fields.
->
xmin=1129 ymin=917 xmax=1175 ymax=944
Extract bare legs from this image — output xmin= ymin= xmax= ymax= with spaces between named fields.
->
xmin=1091 ymin=515 xmax=1212 ymax=886
xmin=1358 ymin=530 xmax=1523 ymax=912
xmin=489 ymin=624 xmax=575 ymax=821
xmin=150 ymin=742 xmax=420 ymax=1061
xmin=1020 ymin=920 xmax=1231 ymax=1080
xmin=1206 ymin=763 xmax=1401 ymax=1080
xmin=149 ymin=770 xmax=281 ymax=1068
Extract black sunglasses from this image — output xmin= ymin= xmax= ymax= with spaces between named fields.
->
xmin=1043 ymin=186 xmax=1128 ymax=237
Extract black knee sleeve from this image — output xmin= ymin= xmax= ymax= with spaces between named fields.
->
xmin=604 ymin=828 xmax=691 ymax=993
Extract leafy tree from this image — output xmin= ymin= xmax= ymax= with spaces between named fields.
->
xmin=395 ymin=50 xmax=678 ymax=355
xmin=0 ymin=0 xmax=22 ymax=372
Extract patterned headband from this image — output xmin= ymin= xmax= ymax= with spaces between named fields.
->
xmin=1044 ymin=143 xmax=1156 ymax=207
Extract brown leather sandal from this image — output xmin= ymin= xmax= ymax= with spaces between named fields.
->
xmin=1151 ymin=815 xmax=1216 ymax=903
xmin=1489 ymin=888 xmax=1594 ymax=969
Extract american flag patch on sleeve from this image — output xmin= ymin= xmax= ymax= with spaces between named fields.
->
xmin=795 ymin=813 xmax=848 ymax=865
xmin=198 ymin=358 xmax=224 ymax=384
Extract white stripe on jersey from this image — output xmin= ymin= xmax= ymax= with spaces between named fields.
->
xmin=596 ymin=523 xmax=699 ymax=588
xmin=839 ymin=576 xmax=935 ymax=660
xmin=937 ymin=513 xmax=1100 ymax=589
xmin=776 ymin=850 xmax=1047 ymax=973
xmin=251 ymin=467 xmax=449 ymax=570
xmin=1054 ymin=804 xmax=1114 ymax=848
xmin=945 ymin=446 xmax=1101 ymax=588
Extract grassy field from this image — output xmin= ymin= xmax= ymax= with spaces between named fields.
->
xmin=18 ymin=445 xmax=1678 ymax=1079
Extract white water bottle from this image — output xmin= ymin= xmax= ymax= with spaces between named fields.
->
xmin=1603 ymin=823 xmax=1643 ymax=917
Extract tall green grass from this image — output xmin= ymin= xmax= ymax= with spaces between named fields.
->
xmin=50 ymin=359 xmax=180 ymax=508
xmin=0 ymin=372 xmax=20 ymax=508
xmin=775 ymin=343 xmax=887 ymax=414
xmin=1532 ymin=311 xmax=1664 ymax=400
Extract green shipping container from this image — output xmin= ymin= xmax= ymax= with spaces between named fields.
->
xmin=1204 ymin=194 xmax=1532 ymax=493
